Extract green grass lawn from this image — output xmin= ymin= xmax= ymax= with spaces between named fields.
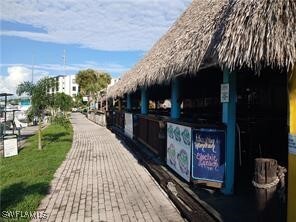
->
xmin=0 ymin=124 xmax=73 ymax=221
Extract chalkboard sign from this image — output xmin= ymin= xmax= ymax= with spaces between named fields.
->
xmin=192 ymin=128 xmax=225 ymax=183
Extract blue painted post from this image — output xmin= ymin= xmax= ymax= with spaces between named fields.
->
xmin=171 ymin=78 xmax=181 ymax=119
xmin=222 ymin=69 xmax=236 ymax=195
xmin=141 ymin=88 xmax=148 ymax=115
xmin=126 ymin=94 xmax=132 ymax=111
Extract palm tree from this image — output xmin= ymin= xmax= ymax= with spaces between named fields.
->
xmin=16 ymin=78 xmax=53 ymax=150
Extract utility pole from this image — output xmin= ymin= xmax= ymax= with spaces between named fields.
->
xmin=62 ymin=49 xmax=71 ymax=96
xmin=31 ymin=54 xmax=34 ymax=83
xmin=63 ymin=49 xmax=66 ymax=76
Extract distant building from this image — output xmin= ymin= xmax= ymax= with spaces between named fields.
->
xmin=109 ymin=78 xmax=119 ymax=87
xmin=49 ymin=75 xmax=79 ymax=98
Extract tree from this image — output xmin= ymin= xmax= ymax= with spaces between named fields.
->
xmin=75 ymin=69 xmax=111 ymax=105
xmin=73 ymin=94 xmax=84 ymax=108
xmin=75 ymin=69 xmax=97 ymax=96
xmin=17 ymin=77 xmax=55 ymax=150
xmin=16 ymin=81 xmax=35 ymax=96
xmin=54 ymin=93 xmax=73 ymax=112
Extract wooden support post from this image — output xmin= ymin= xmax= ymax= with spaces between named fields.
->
xmin=253 ymin=158 xmax=278 ymax=222
xmin=288 ymin=65 xmax=296 ymax=222
xmin=171 ymin=78 xmax=181 ymax=119
xmin=127 ymin=94 xmax=132 ymax=111
xmin=141 ymin=88 xmax=148 ymax=115
xmin=222 ymin=69 xmax=236 ymax=195
xmin=118 ymin=99 xmax=122 ymax=111
xmin=112 ymin=98 xmax=115 ymax=109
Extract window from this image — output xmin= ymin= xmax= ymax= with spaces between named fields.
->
xmin=72 ymin=86 xmax=77 ymax=91
xmin=72 ymin=79 xmax=76 ymax=84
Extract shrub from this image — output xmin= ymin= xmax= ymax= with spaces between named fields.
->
xmin=51 ymin=113 xmax=71 ymax=129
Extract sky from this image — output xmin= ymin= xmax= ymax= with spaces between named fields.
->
xmin=0 ymin=0 xmax=191 ymax=94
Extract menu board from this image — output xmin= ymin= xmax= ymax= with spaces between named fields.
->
xmin=167 ymin=122 xmax=191 ymax=182
xmin=4 ymin=137 xmax=18 ymax=158
xmin=192 ymin=128 xmax=225 ymax=183
xmin=220 ymin=83 xmax=229 ymax=103
xmin=124 ymin=113 xmax=133 ymax=139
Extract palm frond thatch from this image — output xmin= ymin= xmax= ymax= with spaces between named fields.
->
xmin=217 ymin=0 xmax=296 ymax=72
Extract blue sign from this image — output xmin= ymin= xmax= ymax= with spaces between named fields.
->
xmin=289 ymin=134 xmax=296 ymax=155
xmin=192 ymin=128 xmax=225 ymax=183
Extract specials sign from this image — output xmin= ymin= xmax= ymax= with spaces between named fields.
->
xmin=167 ymin=122 xmax=191 ymax=182
xmin=124 ymin=113 xmax=133 ymax=139
xmin=4 ymin=137 xmax=18 ymax=158
xmin=192 ymin=128 xmax=225 ymax=183
xmin=220 ymin=83 xmax=229 ymax=103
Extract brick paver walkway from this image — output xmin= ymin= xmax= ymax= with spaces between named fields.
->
xmin=34 ymin=113 xmax=184 ymax=222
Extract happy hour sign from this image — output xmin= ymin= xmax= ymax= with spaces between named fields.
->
xmin=192 ymin=128 xmax=225 ymax=183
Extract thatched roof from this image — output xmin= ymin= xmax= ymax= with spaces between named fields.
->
xmin=217 ymin=0 xmax=296 ymax=72
xmin=108 ymin=0 xmax=296 ymax=98
xmin=106 ymin=70 xmax=134 ymax=98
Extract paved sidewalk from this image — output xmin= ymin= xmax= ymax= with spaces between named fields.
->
xmin=34 ymin=113 xmax=184 ymax=222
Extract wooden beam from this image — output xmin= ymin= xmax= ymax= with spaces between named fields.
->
xmin=126 ymin=94 xmax=132 ymax=111
xmin=221 ymin=69 xmax=236 ymax=195
xmin=171 ymin=78 xmax=181 ymax=119
xmin=141 ymin=88 xmax=148 ymax=115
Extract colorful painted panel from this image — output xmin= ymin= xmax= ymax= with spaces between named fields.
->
xmin=167 ymin=122 xmax=191 ymax=182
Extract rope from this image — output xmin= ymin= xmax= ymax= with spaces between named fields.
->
xmin=252 ymin=177 xmax=280 ymax=189
xmin=252 ymin=165 xmax=287 ymax=190
xmin=277 ymin=166 xmax=287 ymax=181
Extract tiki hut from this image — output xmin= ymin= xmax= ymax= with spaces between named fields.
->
xmin=104 ymin=1 xmax=296 ymax=218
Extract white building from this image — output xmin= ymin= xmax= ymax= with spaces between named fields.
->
xmin=106 ymin=78 xmax=119 ymax=93
xmin=50 ymin=75 xmax=79 ymax=98
xmin=109 ymin=78 xmax=119 ymax=87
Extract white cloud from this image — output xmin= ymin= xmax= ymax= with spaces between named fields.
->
xmin=0 ymin=62 xmax=129 ymax=76
xmin=0 ymin=66 xmax=46 ymax=94
xmin=0 ymin=0 xmax=191 ymax=51
xmin=0 ymin=61 xmax=129 ymax=93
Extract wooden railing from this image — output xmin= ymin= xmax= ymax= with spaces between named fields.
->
xmin=114 ymin=111 xmax=125 ymax=130
xmin=106 ymin=110 xmax=125 ymax=130
xmin=87 ymin=111 xmax=106 ymax=126
xmin=105 ymin=111 xmax=113 ymax=127
xmin=134 ymin=114 xmax=168 ymax=160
